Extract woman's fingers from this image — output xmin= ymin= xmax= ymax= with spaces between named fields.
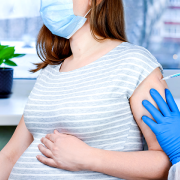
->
xmin=41 ymin=137 xmax=54 ymax=151
xmin=36 ymin=155 xmax=57 ymax=168
xmin=142 ymin=100 xmax=164 ymax=123
xmin=150 ymin=88 xmax=171 ymax=117
xmin=142 ymin=116 xmax=159 ymax=134
xmin=45 ymin=133 xmax=58 ymax=143
xmin=38 ymin=144 xmax=53 ymax=158
xmin=165 ymin=89 xmax=180 ymax=113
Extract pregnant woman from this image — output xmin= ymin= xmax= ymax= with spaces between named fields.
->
xmin=0 ymin=0 xmax=171 ymax=179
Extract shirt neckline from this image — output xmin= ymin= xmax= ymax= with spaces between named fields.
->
xmin=55 ymin=41 xmax=128 ymax=75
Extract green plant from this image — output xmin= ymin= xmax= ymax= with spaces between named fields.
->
xmin=0 ymin=43 xmax=26 ymax=70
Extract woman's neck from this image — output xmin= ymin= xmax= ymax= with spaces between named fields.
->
xmin=69 ymin=21 xmax=111 ymax=62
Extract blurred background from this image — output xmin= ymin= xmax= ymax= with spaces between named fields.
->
xmin=0 ymin=0 xmax=180 ymax=78
xmin=124 ymin=0 xmax=180 ymax=69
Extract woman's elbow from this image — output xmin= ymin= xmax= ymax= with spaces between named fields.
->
xmin=150 ymin=150 xmax=171 ymax=180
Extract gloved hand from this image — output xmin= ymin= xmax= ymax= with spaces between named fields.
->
xmin=142 ymin=88 xmax=180 ymax=165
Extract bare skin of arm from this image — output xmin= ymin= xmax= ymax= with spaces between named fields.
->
xmin=0 ymin=115 xmax=33 ymax=180
xmin=86 ymin=67 xmax=171 ymax=180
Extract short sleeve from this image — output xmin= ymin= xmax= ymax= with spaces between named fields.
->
xmin=120 ymin=45 xmax=164 ymax=100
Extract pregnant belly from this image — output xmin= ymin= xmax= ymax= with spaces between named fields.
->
xmin=8 ymin=139 xmax=123 ymax=180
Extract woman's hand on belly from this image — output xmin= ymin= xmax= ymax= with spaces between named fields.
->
xmin=36 ymin=129 xmax=95 ymax=171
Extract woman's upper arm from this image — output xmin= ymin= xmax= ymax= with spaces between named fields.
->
xmin=1 ymin=114 xmax=34 ymax=165
xmin=129 ymin=67 xmax=168 ymax=150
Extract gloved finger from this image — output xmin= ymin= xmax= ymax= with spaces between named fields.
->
xmin=165 ymin=89 xmax=180 ymax=113
xmin=142 ymin=100 xmax=164 ymax=123
xmin=142 ymin=116 xmax=159 ymax=134
xmin=150 ymin=88 xmax=171 ymax=117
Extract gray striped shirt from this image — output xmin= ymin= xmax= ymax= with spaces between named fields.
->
xmin=9 ymin=42 xmax=163 ymax=180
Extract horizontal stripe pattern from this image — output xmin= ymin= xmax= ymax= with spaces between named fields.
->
xmin=9 ymin=42 xmax=163 ymax=180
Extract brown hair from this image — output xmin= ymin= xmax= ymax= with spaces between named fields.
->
xmin=30 ymin=0 xmax=127 ymax=73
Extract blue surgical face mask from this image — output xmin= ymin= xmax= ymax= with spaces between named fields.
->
xmin=40 ymin=0 xmax=91 ymax=39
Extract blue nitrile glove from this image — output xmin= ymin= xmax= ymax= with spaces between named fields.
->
xmin=142 ymin=88 xmax=180 ymax=165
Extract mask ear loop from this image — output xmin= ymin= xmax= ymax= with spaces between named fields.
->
xmin=66 ymin=8 xmax=92 ymax=39
xmin=84 ymin=8 xmax=92 ymax=18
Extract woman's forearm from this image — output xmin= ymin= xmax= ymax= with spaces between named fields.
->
xmin=86 ymin=148 xmax=171 ymax=180
xmin=0 ymin=151 xmax=14 ymax=180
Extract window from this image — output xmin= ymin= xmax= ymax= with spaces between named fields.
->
xmin=0 ymin=0 xmax=42 ymax=78
xmin=124 ymin=0 xmax=180 ymax=69
xmin=148 ymin=0 xmax=180 ymax=68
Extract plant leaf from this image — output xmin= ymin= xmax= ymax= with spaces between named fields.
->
xmin=12 ymin=54 xmax=26 ymax=58
xmin=0 ymin=45 xmax=9 ymax=51
xmin=0 ymin=59 xmax=4 ymax=65
xmin=0 ymin=47 xmax=15 ymax=60
xmin=4 ymin=59 xmax=17 ymax=66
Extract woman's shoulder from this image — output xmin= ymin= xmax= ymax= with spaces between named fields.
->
xmin=121 ymin=42 xmax=156 ymax=60
xmin=118 ymin=42 xmax=163 ymax=74
xmin=116 ymin=43 xmax=164 ymax=100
